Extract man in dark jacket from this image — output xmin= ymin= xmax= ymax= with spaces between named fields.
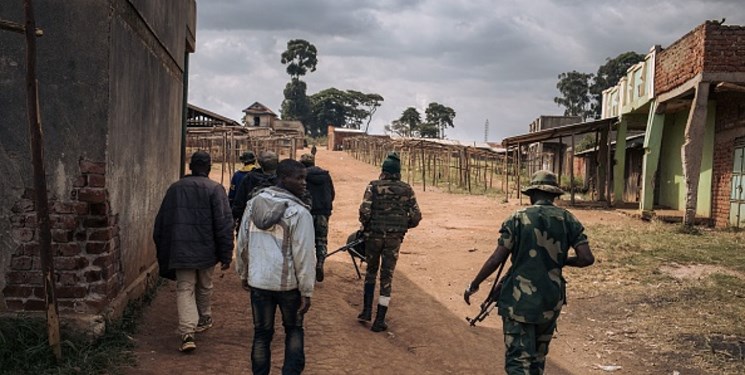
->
xmin=153 ymin=151 xmax=233 ymax=353
xmin=228 ymin=150 xmax=257 ymax=207
xmin=232 ymin=150 xmax=279 ymax=223
xmin=357 ymin=152 xmax=421 ymax=332
xmin=300 ymin=153 xmax=335 ymax=282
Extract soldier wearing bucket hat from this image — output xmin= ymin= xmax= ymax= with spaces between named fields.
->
xmin=464 ymin=170 xmax=594 ymax=374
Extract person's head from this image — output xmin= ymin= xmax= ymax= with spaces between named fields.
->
xmin=276 ymin=159 xmax=307 ymax=198
xmin=381 ymin=151 xmax=401 ymax=175
xmin=240 ymin=151 xmax=256 ymax=165
xmin=258 ymin=151 xmax=279 ymax=173
xmin=189 ymin=151 xmax=211 ymax=176
xmin=521 ymin=170 xmax=564 ymax=204
xmin=300 ymin=153 xmax=315 ymax=167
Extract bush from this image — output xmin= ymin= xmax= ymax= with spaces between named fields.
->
xmin=560 ymin=175 xmax=584 ymax=191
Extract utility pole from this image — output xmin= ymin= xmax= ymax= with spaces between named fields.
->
xmin=484 ymin=119 xmax=489 ymax=142
xmin=1 ymin=1 xmax=61 ymax=360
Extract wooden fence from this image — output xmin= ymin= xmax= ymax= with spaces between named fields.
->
xmin=342 ymin=136 xmax=518 ymax=196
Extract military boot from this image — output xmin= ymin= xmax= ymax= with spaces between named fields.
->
xmin=370 ymin=305 xmax=388 ymax=332
xmin=357 ymin=283 xmax=374 ymax=322
xmin=316 ymin=257 xmax=325 ymax=282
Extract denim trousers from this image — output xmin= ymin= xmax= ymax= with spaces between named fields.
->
xmin=250 ymin=288 xmax=305 ymax=375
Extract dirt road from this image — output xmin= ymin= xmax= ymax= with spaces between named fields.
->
xmin=126 ymin=148 xmax=648 ymax=374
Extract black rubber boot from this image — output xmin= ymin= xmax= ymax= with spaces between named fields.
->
xmin=357 ymin=283 xmax=374 ymax=322
xmin=315 ymin=257 xmax=325 ymax=282
xmin=370 ymin=305 xmax=388 ymax=332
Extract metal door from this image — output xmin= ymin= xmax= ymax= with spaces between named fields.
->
xmin=730 ymin=139 xmax=745 ymax=228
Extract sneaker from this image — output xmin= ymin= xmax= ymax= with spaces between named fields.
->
xmin=195 ymin=316 xmax=213 ymax=333
xmin=179 ymin=334 xmax=196 ymax=352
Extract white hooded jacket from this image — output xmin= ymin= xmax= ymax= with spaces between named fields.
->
xmin=236 ymin=186 xmax=316 ymax=297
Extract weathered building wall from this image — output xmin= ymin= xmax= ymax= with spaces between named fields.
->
xmin=0 ymin=0 xmax=195 ymax=320
xmin=711 ymin=92 xmax=745 ymax=227
xmin=654 ymin=24 xmax=705 ymax=96
xmin=702 ymin=24 xmax=745 ymax=73
xmin=656 ymin=104 xmax=715 ymax=216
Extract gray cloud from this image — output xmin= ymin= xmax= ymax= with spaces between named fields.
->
xmin=189 ymin=0 xmax=745 ymax=142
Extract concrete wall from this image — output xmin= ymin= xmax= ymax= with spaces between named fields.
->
xmin=657 ymin=102 xmax=715 ymax=216
xmin=0 ymin=0 xmax=195 ymax=318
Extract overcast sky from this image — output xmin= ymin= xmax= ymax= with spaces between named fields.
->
xmin=187 ymin=0 xmax=744 ymax=143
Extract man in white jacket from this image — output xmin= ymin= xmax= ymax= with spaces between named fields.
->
xmin=236 ymin=158 xmax=316 ymax=375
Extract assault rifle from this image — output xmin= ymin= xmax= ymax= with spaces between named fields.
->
xmin=327 ymin=231 xmax=366 ymax=279
xmin=466 ymin=260 xmax=506 ymax=326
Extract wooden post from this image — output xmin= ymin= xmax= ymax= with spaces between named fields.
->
xmin=221 ymin=130 xmax=227 ymax=185
xmin=503 ymin=148 xmax=509 ymax=201
xmin=558 ymin=136 xmax=564 ymax=187
xmin=516 ymin=143 xmax=522 ymax=204
xmin=23 ymin=0 xmax=61 ymax=360
xmin=420 ymin=143 xmax=426 ymax=191
xmin=571 ymin=133 xmax=576 ymax=205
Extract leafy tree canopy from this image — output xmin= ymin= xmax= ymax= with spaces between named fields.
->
xmin=554 ymin=70 xmax=594 ymax=120
xmin=305 ymin=88 xmax=384 ymax=136
xmin=280 ymin=78 xmax=311 ymax=123
xmin=555 ymin=51 xmax=645 ymax=120
xmin=280 ymin=39 xmax=318 ymax=79
xmin=423 ymin=102 xmax=456 ymax=139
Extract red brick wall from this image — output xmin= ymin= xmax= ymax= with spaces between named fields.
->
xmin=703 ymin=24 xmax=745 ymax=73
xmin=4 ymin=159 xmax=123 ymax=313
xmin=656 ymin=21 xmax=745 ymax=97
xmin=711 ymin=93 xmax=745 ymax=227
xmin=655 ymin=23 xmax=705 ymax=96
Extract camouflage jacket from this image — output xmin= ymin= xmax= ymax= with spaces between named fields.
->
xmin=496 ymin=200 xmax=588 ymax=324
xmin=359 ymin=173 xmax=421 ymax=235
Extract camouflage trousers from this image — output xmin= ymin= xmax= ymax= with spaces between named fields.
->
xmin=312 ymin=215 xmax=329 ymax=263
xmin=363 ymin=235 xmax=403 ymax=302
xmin=501 ymin=315 xmax=558 ymax=375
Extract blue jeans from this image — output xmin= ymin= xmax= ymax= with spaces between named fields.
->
xmin=250 ymin=288 xmax=305 ymax=375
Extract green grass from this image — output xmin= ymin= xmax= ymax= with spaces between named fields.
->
xmin=0 ymin=280 xmax=160 ymax=375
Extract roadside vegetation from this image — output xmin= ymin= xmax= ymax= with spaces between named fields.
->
xmin=0 ymin=282 xmax=159 ymax=375
xmin=566 ymin=218 xmax=745 ymax=373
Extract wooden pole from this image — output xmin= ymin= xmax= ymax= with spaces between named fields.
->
xmin=420 ymin=143 xmax=426 ymax=192
xmin=571 ymin=133 xmax=576 ymax=205
xmin=23 ymin=0 xmax=61 ymax=360
xmin=504 ymin=148 xmax=509 ymax=201
xmin=221 ymin=131 xmax=227 ymax=185
xmin=516 ymin=143 xmax=522 ymax=205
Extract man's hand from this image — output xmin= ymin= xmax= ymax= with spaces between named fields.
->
xmin=463 ymin=283 xmax=479 ymax=305
xmin=298 ymin=296 xmax=312 ymax=315
xmin=220 ymin=262 xmax=231 ymax=271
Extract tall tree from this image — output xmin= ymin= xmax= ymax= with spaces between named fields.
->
xmin=280 ymin=79 xmax=311 ymax=123
xmin=553 ymin=70 xmax=594 ymax=120
xmin=280 ymin=39 xmax=318 ymax=79
xmin=280 ymin=39 xmax=318 ymax=122
xmin=398 ymin=107 xmax=422 ymax=137
xmin=423 ymin=102 xmax=456 ymax=139
xmin=305 ymin=88 xmax=384 ymax=136
xmin=589 ymin=51 xmax=645 ymax=118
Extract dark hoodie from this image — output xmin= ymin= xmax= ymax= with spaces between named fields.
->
xmin=305 ymin=166 xmax=335 ymax=216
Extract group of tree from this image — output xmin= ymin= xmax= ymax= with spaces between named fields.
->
xmin=385 ymin=102 xmax=456 ymax=139
xmin=554 ymin=51 xmax=646 ymax=120
xmin=278 ymin=39 xmax=383 ymax=136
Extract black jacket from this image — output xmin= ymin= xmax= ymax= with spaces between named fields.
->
xmin=306 ymin=166 xmax=335 ymax=216
xmin=153 ymin=175 xmax=234 ymax=280
xmin=232 ymin=168 xmax=277 ymax=221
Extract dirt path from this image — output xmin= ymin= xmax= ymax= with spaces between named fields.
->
xmin=126 ymin=148 xmax=648 ymax=374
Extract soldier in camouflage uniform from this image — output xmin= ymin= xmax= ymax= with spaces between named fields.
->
xmin=464 ymin=170 xmax=595 ymax=375
xmin=357 ymin=152 xmax=422 ymax=332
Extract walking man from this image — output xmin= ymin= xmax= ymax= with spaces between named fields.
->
xmin=153 ymin=151 xmax=234 ymax=352
xmin=236 ymin=159 xmax=316 ymax=374
xmin=300 ymin=153 xmax=335 ymax=282
xmin=357 ymin=151 xmax=421 ymax=332
xmin=464 ymin=170 xmax=595 ymax=374
xmin=228 ymin=150 xmax=257 ymax=207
